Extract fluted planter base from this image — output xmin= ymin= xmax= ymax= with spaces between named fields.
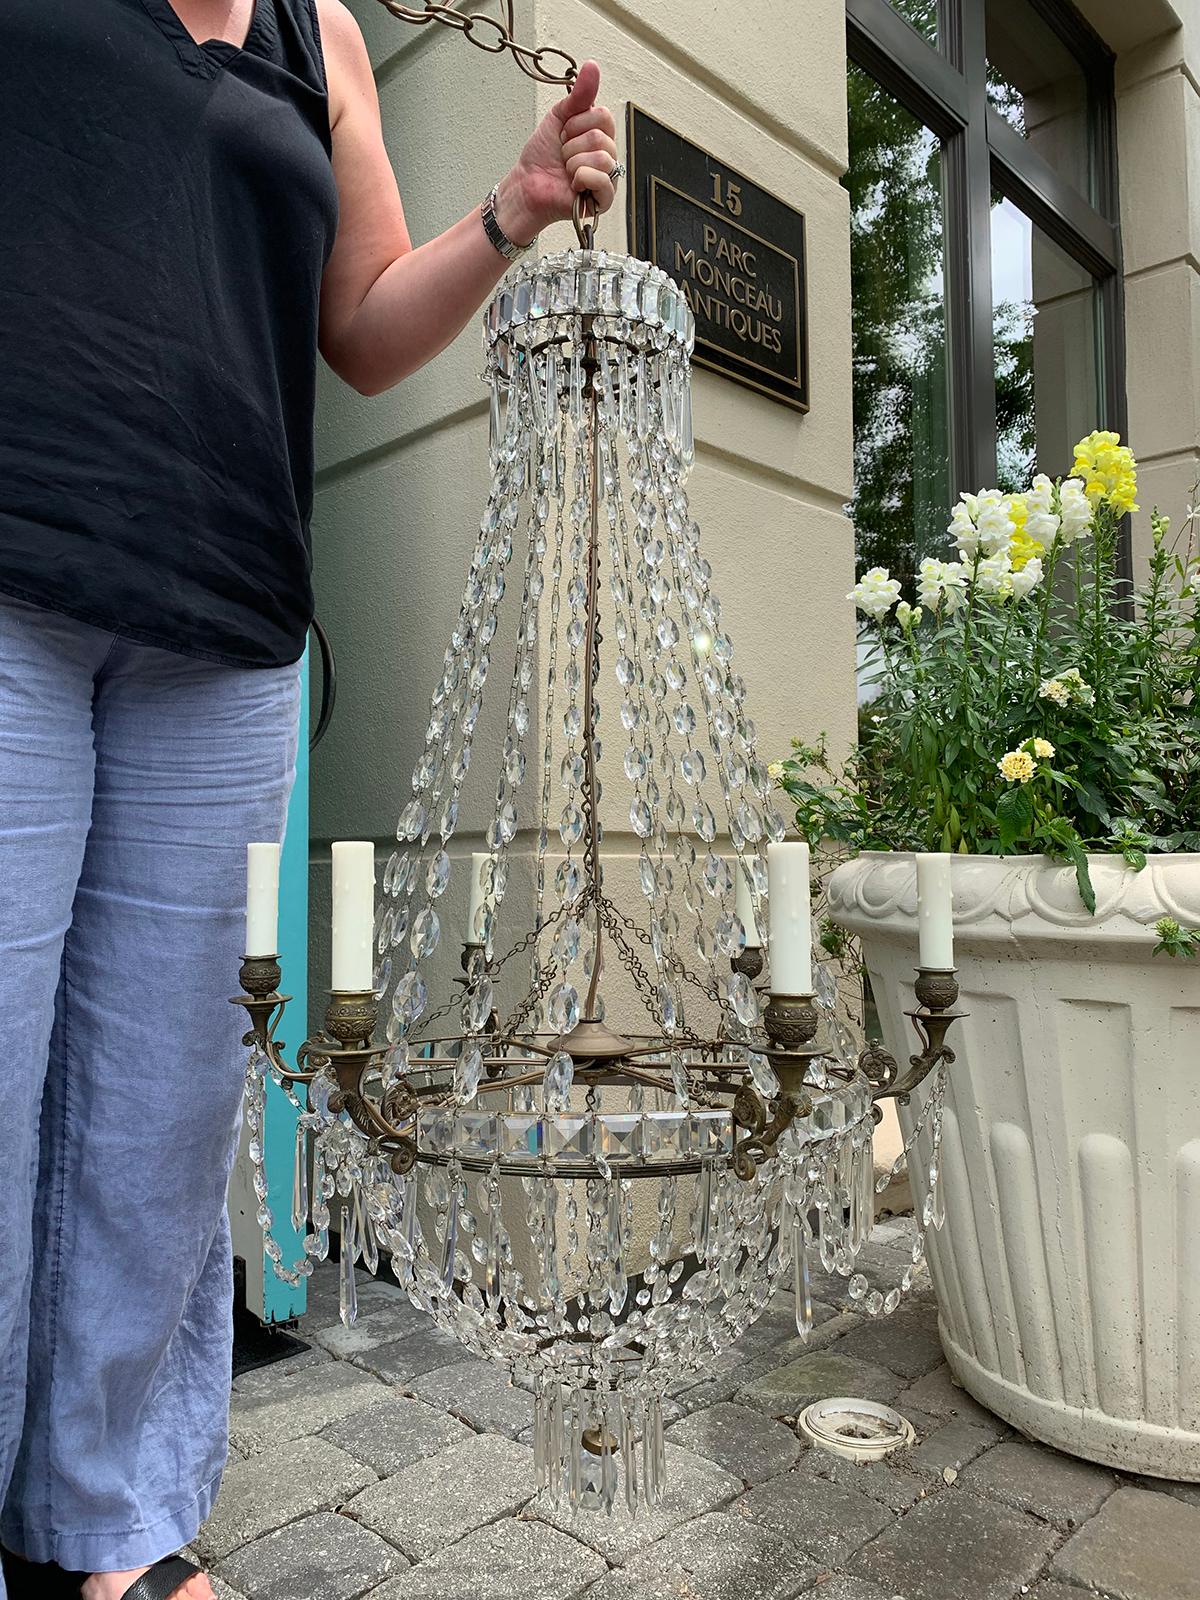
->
xmin=828 ymin=851 xmax=1200 ymax=1480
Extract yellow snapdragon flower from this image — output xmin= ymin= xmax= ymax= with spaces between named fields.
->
xmin=1009 ymin=529 xmax=1046 ymax=572
xmin=1071 ymin=430 xmax=1139 ymax=516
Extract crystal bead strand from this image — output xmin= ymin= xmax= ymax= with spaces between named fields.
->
xmin=453 ymin=428 xmax=555 ymax=1088
xmin=656 ymin=454 xmax=778 ymax=905
xmin=611 ymin=419 xmax=713 ymax=1030
xmin=601 ymin=421 xmax=686 ymax=1057
xmin=654 ymin=459 xmax=770 ymax=984
xmin=378 ymin=442 xmax=526 ymax=1026
xmin=240 ymin=1046 xmax=311 ymax=1287
xmin=625 ymin=441 xmax=689 ymax=1038
xmin=541 ymin=386 xmax=592 ymax=1038
xmin=529 ymin=428 xmax=570 ymax=1010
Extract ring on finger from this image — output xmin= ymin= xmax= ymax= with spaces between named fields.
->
xmin=610 ymin=157 xmax=626 ymax=182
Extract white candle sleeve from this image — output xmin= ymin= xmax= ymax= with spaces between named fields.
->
xmin=735 ymin=864 xmax=761 ymax=948
xmin=767 ymin=841 xmax=812 ymax=995
xmin=245 ymin=843 xmax=281 ymax=958
xmin=916 ymin=852 xmax=954 ymax=969
xmin=331 ymin=841 xmax=376 ymax=992
xmin=467 ymin=852 xmax=493 ymax=943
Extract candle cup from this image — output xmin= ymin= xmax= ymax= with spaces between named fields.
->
xmin=732 ymin=945 xmax=765 ymax=983
xmin=239 ymin=953 xmax=283 ymax=1000
xmin=914 ymin=967 xmax=960 ymax=1014
xmin=763 ymin=993 xmax=820 ymax=1056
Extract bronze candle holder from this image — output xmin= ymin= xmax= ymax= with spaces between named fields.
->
xmin=858 ymin=968 xmax=964 ymax=1111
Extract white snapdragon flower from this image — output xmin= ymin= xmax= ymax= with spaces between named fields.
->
xmin=917 ymin=558 xmax=968 ymax=614
xmin=895 ymin=600 xmax=923 ymax=631
xmin=1025 ymin=473 xmax=1061 ymax=546
xmin=977 ymin=489 xmax=1017 ymax=555
xmin=1058 ymin=477 xmax=1093 ymax=545
xmin=949 ymin=500 xmax=980 ymax=560
xmin=1010 ymin=556 xmax=1045 ymax=600
xmin=848 ymin=567 xmax=901 ymax=619
xmin=974 ymin=551 xmax=1014 ymax=599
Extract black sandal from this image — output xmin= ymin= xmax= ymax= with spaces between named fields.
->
xmin=0 ymin=1548 xmax=86 ymax=1598
xmin=118 ymin=1556 xmax=203 ymax=1600
xmin=1 ymin=1548 xmax=202 ymax=1600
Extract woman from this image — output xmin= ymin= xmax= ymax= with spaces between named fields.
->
xmin=0 ymin=4 xmax=618 ymax=1598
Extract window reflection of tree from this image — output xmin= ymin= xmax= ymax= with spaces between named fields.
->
xmin=846 ymin=64 xmax=949 ymax=593
xmin=846 ymin=63 xmax=1040 ymax=583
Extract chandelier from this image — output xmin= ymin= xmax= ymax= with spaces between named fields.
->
xmin=234 ymin=201 xmax=963 ymax=1513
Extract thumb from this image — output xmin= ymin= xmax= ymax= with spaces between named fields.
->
xmin=553 ymin=58 xmax=600 ymax=124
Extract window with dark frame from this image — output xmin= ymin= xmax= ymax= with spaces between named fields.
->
xmin=845 ymin=0 xmax=1126 ymax=593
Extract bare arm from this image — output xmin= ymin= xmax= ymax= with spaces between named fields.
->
xmin=315 ymin=2 xmax=618 ymax=397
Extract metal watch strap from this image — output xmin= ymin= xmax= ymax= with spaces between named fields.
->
xmin=481 ymin=185 xmax=533 ymax=261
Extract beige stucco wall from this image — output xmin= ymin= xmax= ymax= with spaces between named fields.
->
xmin=1080 ymin=0 xmax=1200 ymax=565
xmin=307 ymin=0 xmax=858 ymax=1023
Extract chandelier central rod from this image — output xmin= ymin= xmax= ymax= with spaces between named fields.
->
xmin=581 ymin=313 xmax=604 ymax=1022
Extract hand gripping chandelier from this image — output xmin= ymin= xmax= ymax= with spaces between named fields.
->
xmin=236 ymin=203 xmax=962 ymax=1513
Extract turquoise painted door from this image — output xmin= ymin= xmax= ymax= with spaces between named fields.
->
xmin=260 ymin=653 xmax=310 ymax=1321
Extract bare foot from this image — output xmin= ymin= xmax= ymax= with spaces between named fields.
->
xmin=82 ymin=1567 xmax=215 ymax=1600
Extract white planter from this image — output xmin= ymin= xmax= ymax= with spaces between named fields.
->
xmin=828 ymin=851 xmax=1200 ymax=1480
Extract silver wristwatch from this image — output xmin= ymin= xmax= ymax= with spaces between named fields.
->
xmin=481 ymin=185 xmax=534 ymax=261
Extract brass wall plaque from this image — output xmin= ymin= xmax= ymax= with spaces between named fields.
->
xmin=626 ymin=105 xmax=809 ymax=412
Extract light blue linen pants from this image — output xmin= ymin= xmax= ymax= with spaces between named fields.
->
xmin=0 ymin=596 xmax=300 ymax=1579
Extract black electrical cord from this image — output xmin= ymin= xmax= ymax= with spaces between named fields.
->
xmin=309 ymin=616 xmax=337 ymax=751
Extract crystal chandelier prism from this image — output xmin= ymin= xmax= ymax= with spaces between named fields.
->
xmin=238 ymin=224 xmax=959 ymax=1516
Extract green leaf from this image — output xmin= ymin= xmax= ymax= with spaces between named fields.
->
xmin=996 ymin=785 xmax=1033 ymax=850
xmin=1071 ymin=848 xmax=1097 ymax=914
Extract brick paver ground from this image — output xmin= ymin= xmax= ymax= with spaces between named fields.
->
xmin=200 ymin=1219 xmax=1200 ymax=1599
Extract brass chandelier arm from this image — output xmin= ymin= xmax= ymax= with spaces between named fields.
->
xmin=731 ymin=1083 xmax=813 ymax=1184
xmin=857 ymin=970 xmax=965 ymax=1111
xmin=234 ymin=959 xmax=415 ymax=1149
xmin=233 ymin=955 xmax=311 ymax=1083
xmin=372 ymin=0 xmax=580 ymax=86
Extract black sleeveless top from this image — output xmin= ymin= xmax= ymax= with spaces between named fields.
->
xmin=0 ymin=0 xmax=339 ymax=667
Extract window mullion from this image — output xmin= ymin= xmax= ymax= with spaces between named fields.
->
xmin=845 ymin=0 xmax=970 ymax=135
xmin=955 ymin=0 xmax=996 ymax=490
xmin=986 ymin=112 xmax=1119 ymax=277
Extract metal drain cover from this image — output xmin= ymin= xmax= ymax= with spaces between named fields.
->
xmin=798 ymin=1397 xmax=916 ymax=1462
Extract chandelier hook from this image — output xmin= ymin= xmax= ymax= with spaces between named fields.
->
xmin=572 ymin=190 xmax=597 ymax=250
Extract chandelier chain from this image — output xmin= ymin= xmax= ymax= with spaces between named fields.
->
xmin=496 ymin=897 xmax=574 ymax=1034
xmin=599 ymin=895 xmax=724 ymax=1009
xmin=371 ymin=0 xmax=580 ymax=86
xmin=596 ymin=899 xmax=709 ymax=1048
xmin=410 ymin=899 xmax=574 ymax=1039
